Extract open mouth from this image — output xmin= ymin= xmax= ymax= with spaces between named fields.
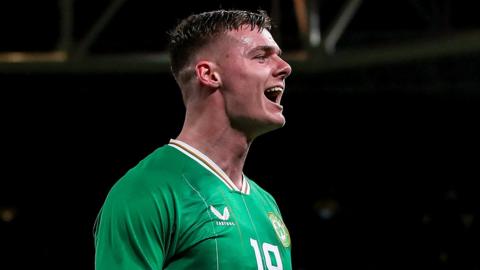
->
xmin=264 ymin=87 xmax=283 ymax=104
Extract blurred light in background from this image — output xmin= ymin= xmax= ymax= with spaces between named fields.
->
xmin=314 ymin=198 xmax=339 ymax=220
xmin=0 ymin=206 xmax=17 ymax=223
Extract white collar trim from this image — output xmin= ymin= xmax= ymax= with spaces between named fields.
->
xmin=169 ymin=139 xmax=250 ymax=194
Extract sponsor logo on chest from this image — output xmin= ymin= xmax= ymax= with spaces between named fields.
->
xmin=210 ymin=205 xmax=235 ymax=226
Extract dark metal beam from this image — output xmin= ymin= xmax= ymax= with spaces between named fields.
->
xmin=72 ymin=0 xmax=129 ymax=59
xmin=58 ymin=0 xmax=74 ymax=55
xmin=323 ymin=0 xmax=363 ymax=54
xmin=2 ymin=30 xmax=480 ymax=74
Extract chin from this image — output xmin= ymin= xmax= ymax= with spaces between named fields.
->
xmin=270 ymin=114 xmax=286 ymax=128
xmin=234 ymin=113 xmax=285 ymax=139
xmin=253 ymin=118 xmax=285 ymax=138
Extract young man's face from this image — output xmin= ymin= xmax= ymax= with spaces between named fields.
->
xmin=214 ymin=26 xmax=292 ymax=139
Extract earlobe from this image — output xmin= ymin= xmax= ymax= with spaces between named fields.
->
xmin=196 ymin=61 xmax=221 ymax=88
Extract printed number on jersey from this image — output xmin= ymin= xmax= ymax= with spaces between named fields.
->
xmin=250 ymin=238 xmax=283 ymax=270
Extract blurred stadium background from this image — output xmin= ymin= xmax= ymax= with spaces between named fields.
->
xmin=1 ymin=0 xmax=480 ymax=269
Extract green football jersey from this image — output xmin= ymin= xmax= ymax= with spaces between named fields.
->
xmin=94 ymin=139 xmax=292 ymax=270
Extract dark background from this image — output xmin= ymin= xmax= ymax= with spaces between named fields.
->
xmin=1 ymin=1 xmax=480 ymax=269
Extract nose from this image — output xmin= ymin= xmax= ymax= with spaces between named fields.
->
xmin=274 ymin=56 xmax=292 ymax=80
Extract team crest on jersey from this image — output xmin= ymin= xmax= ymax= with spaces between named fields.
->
xmin=268 ymin=212 xmax=291 ymax=247
xmin=210 ymin=205 xmax=235 ymax=226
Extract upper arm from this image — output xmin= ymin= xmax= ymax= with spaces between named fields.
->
xmin=94 ymin=184 xmax=174 ymax=270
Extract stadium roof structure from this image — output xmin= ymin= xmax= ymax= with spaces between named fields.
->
xmin=1 ymin=0 xmax=480 ymax=74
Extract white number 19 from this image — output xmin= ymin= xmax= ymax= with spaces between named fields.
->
xmin=250 ymin=238 xmax=283 ymax=270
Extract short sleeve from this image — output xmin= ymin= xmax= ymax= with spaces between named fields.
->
xmin=94 ymin=183 xmax=173 ymax=270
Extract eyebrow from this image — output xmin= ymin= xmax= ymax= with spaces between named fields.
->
xmin=250 ymin=45 xmax=283 ymax=56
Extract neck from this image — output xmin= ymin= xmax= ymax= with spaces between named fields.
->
xmin=176 ymin=100 xmax=252 ymax=190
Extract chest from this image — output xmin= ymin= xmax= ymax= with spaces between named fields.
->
xmin=168 ymin=185 xmax=291 ymax=270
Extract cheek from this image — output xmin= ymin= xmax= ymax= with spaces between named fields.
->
xmin=222 ymin=68 xmax=250 ymax=90
xmin=220 ymin=60 xmax=269 ymax=101
xmin=231 ymin=68 xmax=268 ymax=88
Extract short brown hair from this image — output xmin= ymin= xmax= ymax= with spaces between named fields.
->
xmin=167 ymin=9 xmax=272 ymax=77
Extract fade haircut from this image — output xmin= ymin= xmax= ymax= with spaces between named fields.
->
xmin=167 ymin=9 xmax=272 ymax=78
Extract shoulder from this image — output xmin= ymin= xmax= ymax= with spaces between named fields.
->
xmin=95 ymin=145 xmax=191 ymax=238
xmin=103 ymin=144 xmax=189 ymax=208
xmin=247 ymin=177 xmax=278 ymax=204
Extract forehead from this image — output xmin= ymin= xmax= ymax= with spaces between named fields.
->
xmin=223 ymin=26 xmax=279 ymax=51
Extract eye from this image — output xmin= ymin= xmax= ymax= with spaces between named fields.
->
xmin=254 ymin=54 xmax=268 ymax=63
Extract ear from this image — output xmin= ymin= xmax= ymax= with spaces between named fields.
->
xmin=195 ymin=61 xmax=221 ymax=88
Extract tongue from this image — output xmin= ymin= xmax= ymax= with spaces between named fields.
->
xmin=265 ymin=91 xmax=277 ymax=102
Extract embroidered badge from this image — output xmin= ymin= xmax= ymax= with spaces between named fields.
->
xmin=268 ymin=212 xmax=291 ymax=247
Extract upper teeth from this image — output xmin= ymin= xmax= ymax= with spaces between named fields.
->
xmin=266 ymin=87 xmax=283 ymax=93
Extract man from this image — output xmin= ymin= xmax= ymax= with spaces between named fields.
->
xmin=94 ymin=9 xmax=292 ymax=269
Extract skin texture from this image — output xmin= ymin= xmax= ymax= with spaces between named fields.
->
xmin=176 ymin=25 xmax=292 ymax=189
